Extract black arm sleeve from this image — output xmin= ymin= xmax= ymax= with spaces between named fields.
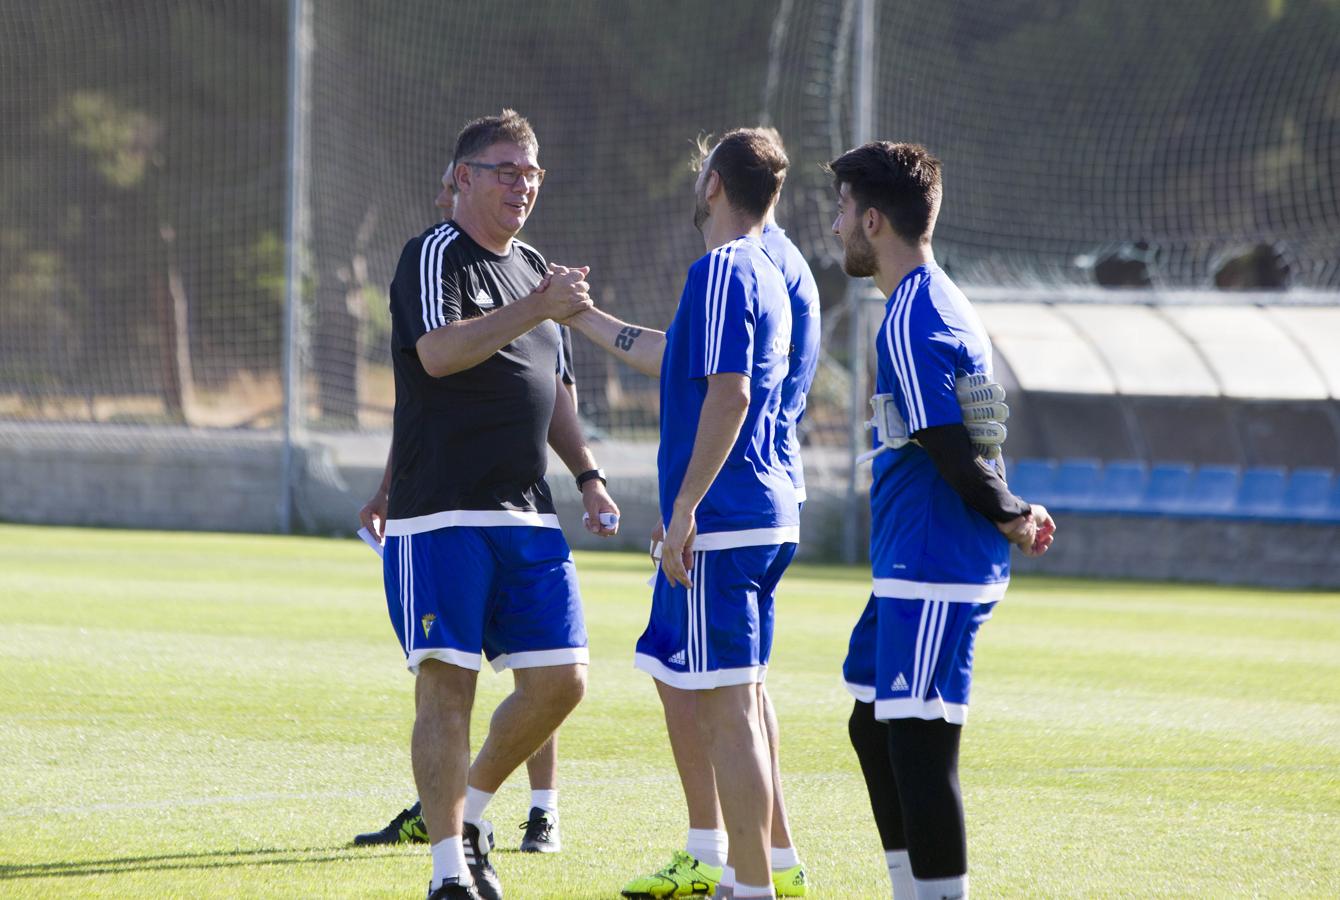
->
xmin=914 ymin=423 xmax=1031 ymax=524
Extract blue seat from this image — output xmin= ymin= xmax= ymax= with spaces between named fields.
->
xmin=1327 ymin=475 xmax=1340 ymax=523
xmin=1235 ymin=467 xmax=1288 ymax=518
xmin=1284 ymin=468 xmax=1334 ymax=520
xmin=1182 ymin=465 xmax=1241 ymax=515
xmin=1142 ymin=463 xmax=1194 ymax=514
xmin=1052 ymin=459 xmax=1101 ymax=509
xmin=1096 ymin=460 xmax=1147 ymax=512
xmin=1008 ymin=459 xmax=1056 ymax=502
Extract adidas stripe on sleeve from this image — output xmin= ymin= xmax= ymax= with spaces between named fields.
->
xmin=689 ymin=241 xmax=754 ymax=379
xmin=882 ymin=273 xmax=962 ymax=433
xmin=392 ymin=222 xmax=464 ymax=346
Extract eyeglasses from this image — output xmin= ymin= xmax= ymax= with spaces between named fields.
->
xmin=465 ymin=161 xmax=546 ymax=188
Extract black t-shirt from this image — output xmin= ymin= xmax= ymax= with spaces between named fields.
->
xmin=386 ymin=220 xmax=568 ymax=529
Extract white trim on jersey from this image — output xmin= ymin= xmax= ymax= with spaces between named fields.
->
xmin=384 ymin=509 xmax=562 ymax=536
xmin=794 ymin=486 xmax=807 ymax=504
xmin=488 ymin=647 xmax=590 ymax=673
xmin=871 ymin=578 xmax=1008 ymax=603
xmin=634 ymin=653 xmax=767 ymax=690
xmin=703 ymin=241 xmax=740 ymax=375
xmin=418 ymin=223 xmax=460 ymax=332
xmin=406 ymin=646 xmax=482 ymax=673
xmin=511 ymin=237 xmax=541 ymax=258
xmin=691 ymin=526 xmax=800 ymax=551
xmin=885 ymin=273 xmax=929 ymax=432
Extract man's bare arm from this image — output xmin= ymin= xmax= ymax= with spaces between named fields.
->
xmin=359 ymin=442 xmax=393 ymax=541
xmin=548 ymin=372 xmax=619 ymax=535
xmin=566 ymin=307 xmax=666 ymax=378
xmin=548 ymin=371 xmax=598 ymax=479
xmin=660 ymin=372 xmax=750 ymax=586
xmin=417 ymin=267 xmax=590 ymax=377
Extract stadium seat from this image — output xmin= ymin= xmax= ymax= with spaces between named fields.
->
xmin=1096 ymin=460 xmax=1147 ymax=513
xmin=1051 ymin=459 xmax=1101 ymax=509
xmin=1007 ymin=459 xmax=1057 ymax=502
xmin=1283 ymin=468 xmax=1334 ymax=520
xmin=1182 ymin=464 xmax=1241 ymax=515
xmin=1327 ymin=475 xmax=1340 ymax=523
xmin=1142 ymin=463 xmax=1194 ymax=514
xmin=1235 ymin=467 xmax=1288 ymax=518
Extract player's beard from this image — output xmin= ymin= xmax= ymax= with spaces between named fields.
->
xmin=842 ymin=226 xmax=878 ymax=277
xmin=693 ymin=186 xmax=709 ymax=233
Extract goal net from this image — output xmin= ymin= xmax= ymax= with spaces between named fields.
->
xmin=1 ymin=0 xmax=1336 ymax=528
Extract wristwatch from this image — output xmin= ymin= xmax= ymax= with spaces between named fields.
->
xmin=575 ymin=468 xmax=607 ymax=490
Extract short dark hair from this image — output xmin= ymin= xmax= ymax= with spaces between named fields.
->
xmin=697 ymin=127 xmax=789 ymax=218
xmin=825 ymin=142 xmax=942 ymax=244
xmin=451 ymin=108 xmax=538 ymax=164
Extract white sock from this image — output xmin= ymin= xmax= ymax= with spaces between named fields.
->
xmin=886 ymin=849 xmax=915 ymax=900
xmin=733 ymin=881 xmax=774 ymax=899
xmin=914 ymin=873 xmax=968 ymax=900
xmin=462 ymin=786 xmax=494 ymax=826
xmin=770 ymin=845 xmax=800 ymax=870
xmin=686 ymin=827 xmax=729 ymax=868
xmin=530 ymin=788 xmax=558 ymax=815
xmin=721 ymin=864 xmax=735 ymax=887
xmin=429 ymin=836 xmax=469 ymax=889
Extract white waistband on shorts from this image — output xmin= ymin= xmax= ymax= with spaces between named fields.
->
xmin=871 ymin=578 xmax=1008 ymax=603
xmin=385 ymin=509 xmax=562 ymax=536
xmin=692 ymin=525 xmax=800 ymax=551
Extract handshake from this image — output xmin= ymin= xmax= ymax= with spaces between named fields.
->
xmin=533 ymin=263 xmax=594 ymax=322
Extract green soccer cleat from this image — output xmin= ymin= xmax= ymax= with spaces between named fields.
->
xmin=621 ymin=850 xmax=723 ymax=899
xmin=353 ymin=800 xmax=428 ymax=845
xmin=772 ymin=863 xmax=808 ymax=897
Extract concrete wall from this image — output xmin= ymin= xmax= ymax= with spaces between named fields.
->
xmin=2 ymin=423 xmax=1336 ymax=588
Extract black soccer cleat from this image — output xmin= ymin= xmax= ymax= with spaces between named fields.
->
xmin=464 ymin=820 xmax=503 ymax=900
xmin=518 ymin=807 xmax=561 ymax=853
xmin=353 ymin=800 xmax=428 ymax=845
xmin=427 ymin=877 xmax=484 ymax=900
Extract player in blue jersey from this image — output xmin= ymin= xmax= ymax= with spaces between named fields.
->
xmin=382 ymin=110 xmax=620 ymax=900
xmin=354 ymin=167 xmax=567 ymax=859
xmin=826 ymin=141 xmax=1055 ymax=900
xmin=572 ymin=127 xmax=818 ymax=899
xmin=568 ymin=128 xmax=797 ymax=900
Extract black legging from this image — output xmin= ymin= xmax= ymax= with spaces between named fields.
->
xmin=848 ymin=700 xmax=967 ymax=880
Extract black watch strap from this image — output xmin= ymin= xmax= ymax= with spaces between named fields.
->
xmin=575 ymin=468 xmax=607 ymax=490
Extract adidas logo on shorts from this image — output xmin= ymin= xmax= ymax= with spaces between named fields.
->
xmin=669 ymin=649 xmax=687 ymax=666
xmin=890 ymin=672 xmax=909 ymax=692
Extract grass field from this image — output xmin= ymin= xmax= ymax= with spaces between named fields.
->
xmin=1 ymin=524 xmax=1338 ymax=898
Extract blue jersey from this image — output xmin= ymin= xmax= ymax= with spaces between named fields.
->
xmin=870 ymin=263 xmax=1010 ymax=601
xmin=658 ymin=236 xmax=798 ymax=548
xmin=761 ymin=223 xmax=821 ymax=502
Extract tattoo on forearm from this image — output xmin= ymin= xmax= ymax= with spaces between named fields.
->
xmin=615 ymin=326 xmax=643 ymax=352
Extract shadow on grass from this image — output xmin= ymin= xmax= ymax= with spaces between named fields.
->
xmin=0 ymin=845 xmax=416 ymax=880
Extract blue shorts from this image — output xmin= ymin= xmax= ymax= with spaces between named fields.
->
xmin=634 ymin=543 xmax=797 ymax=690
xmin=842 ymin=594 xmax=996 ymax=724
xmin=382 ymin=525 xmax=587 ymax=674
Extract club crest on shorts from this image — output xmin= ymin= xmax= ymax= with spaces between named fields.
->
xmin=421 ymin=613 xmax=436 ymax=638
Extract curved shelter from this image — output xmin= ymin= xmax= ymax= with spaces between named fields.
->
xmin=972 ymin=292 xmax=1340 ymax=469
